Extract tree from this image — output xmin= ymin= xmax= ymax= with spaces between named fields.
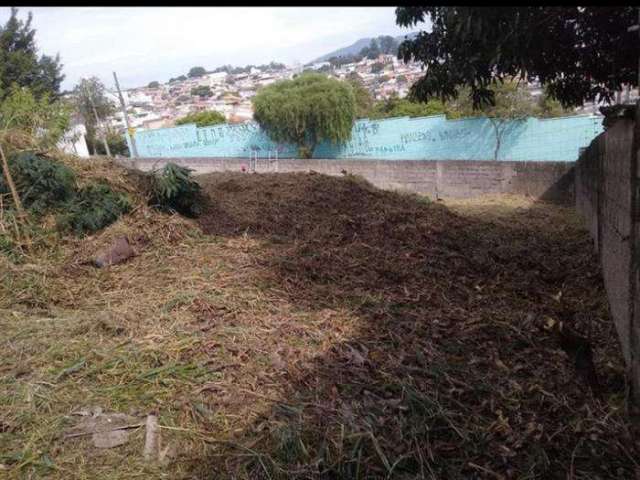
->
xmin=70 ymin=77 xmax=116 ymax=155
xmin=0 ymin=84 xmax=70 ymax=148
xmin=188 ymin=66 xmax=206 ymax=78
xmin=379 ymin=35 xmax=398 ymax=55
xmin=360 ymin=39 xmax=381 ymax=60
xmin=175 ymin=110 xmax=226 ymax=127
xmin=444 ymin=81 xmax=539 ymax=160
xmin=94 ymin=129 xmax=130 ymax=156
xmin=190 ymin=85 xmax=213 ymax=98
xmin=395 ymin=7 xmax=638 ymax=108
xmin=347 ymin=75 xmax=374 ymax=119
xmin=370 ymin=63 xmax=385 ymax=74
xmin=536 ymin=87 xmax=573 ymax=118
xmin=369 ymin=94 xmax=447 ymax=120
xmin=328 ymin=54 xmax=363 ymax=68
xmin=177 ymin=75 xmax=187 ymax=81
xmin=147 ymin=81 xmax=160 ymax=89
xmin=252 ymin=72 xmax=356 ymax=158
xmin=0 ymin=7 xmax=65 ymax=101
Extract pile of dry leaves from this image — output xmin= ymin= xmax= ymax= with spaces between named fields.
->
xmin=193 ymin=172 xmax=637 ymax=479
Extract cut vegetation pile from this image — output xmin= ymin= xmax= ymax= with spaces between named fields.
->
xmin=196 ymin=172 xmax=636 ymax=479
xmin=1 ymin=167 xmax=637 ymax=479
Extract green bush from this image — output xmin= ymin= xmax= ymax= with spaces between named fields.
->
xmin=56 ymin=183 xmax=132 ymax=236
xmin=150 ymin=163 xmax=202 ymax=217
xmin=0 ymin=151 xmax=132 ymax=236
xmin=0 ymin=151 xmax=76 ymax=215
xmin=175 ymin=110 xmax=225 ymax=127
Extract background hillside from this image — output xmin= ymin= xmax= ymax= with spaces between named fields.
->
xmin=312 ymin=32 xmax=418 ymax=63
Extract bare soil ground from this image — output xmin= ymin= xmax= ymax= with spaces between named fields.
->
xmin=1 ymin=169 xmax=637 ymax=479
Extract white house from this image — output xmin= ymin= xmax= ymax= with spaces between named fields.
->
xmin=57 ymin=123 xmax=90 ymax=157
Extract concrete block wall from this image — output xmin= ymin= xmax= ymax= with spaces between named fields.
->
xmin=575 ymin=116 xmax=640 ymax=398
xmin=127 ymin=157 xmax=575 ymax=202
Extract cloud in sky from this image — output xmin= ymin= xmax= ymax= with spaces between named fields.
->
xmin=0 ymin=7 xmax=428 ymax=91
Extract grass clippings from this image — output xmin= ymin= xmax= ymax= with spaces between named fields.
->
xmin=1 ymin=167 xmax=637 ymax=479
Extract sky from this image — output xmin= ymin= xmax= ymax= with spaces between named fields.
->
xmin=0 ymin=7 xmax=427 ymax=92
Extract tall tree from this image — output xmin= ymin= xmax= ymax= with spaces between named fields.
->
xmin=71 ymin=77 xmax=116 ymax=155
xmin=0 ymin=84 xmax=70 ymax=148
xmin=395 ymin=7 xmax=638 ymax=108
xmin=188 ymin=66 xmax=206 ymax=78
xmin=347 ymin=74 xmax=374 ymax=119
xmin=0 ymin=7 xmax=65 ymax=101
xmin=360 ymin=38 xmax=381 ymax=61
xmin=444 ymin=81 xmax=540 ymax=160
xmin=252 ymin=72 xmax=356 ymax=158
xmin=378 ymin=35 xmax=398 ymax=55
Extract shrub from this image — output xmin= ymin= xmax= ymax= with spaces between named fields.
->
xmin=0 ymin=151 xmax=132 ymax=236
xmin=175 ymin=110 xmax=225 ymax=127
xmin=56 ymin=183 xmax=132 ymax=236
xmin=0 ymin=151 xmax=76 ymax=214
xmin=149 ymin=163 xmax=202 ymax=217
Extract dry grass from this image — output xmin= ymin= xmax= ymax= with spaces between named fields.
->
xmin=1 ymin=166 xmax=637 ymax=479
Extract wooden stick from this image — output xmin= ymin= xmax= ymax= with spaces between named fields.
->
xmin=0 ymin=142 xmax=31 ymax=247
xmin=143 ymin=413 xmax=160 ymax=461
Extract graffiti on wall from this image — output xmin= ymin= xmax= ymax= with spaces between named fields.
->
xmin=128 ymin=114 xmax=604 ymax=162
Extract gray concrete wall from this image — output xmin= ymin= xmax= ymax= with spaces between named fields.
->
xmin=125 ymin=157 xmax=575 ymax=202
xmin=575 ymin=117 xmax=640 ymax=400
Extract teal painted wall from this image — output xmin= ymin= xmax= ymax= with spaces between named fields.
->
xmin=128 ymin=114 xmax=603 ymax=161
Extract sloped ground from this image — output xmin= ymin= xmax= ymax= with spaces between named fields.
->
xmin=0 ymin=167 xmax=637 ymax=479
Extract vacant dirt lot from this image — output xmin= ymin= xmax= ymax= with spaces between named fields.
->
xmin=1 ymin=171 xmax=636 ymax=479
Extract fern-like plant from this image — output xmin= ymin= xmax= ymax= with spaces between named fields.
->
xmin=56 ymin=183 xmax=132 ymax=236
xmin=0 ymin=151 xmax=76 ymax=215
xmin=150 ymin=163 xmax=202 ymax=217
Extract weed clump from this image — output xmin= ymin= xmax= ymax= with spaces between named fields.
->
xmin=147 ymin=163 xmax=202 ymax=218
xmin=57 ymin=183 xmax=132 ymax=236
xmin=0 ymin=151 xmax=75 ymax=214
xmin=0 ymin=151 xmax=131 ymax=238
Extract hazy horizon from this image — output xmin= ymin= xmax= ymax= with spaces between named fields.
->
xmin=0 ymin=7 xmax=428 ymax=92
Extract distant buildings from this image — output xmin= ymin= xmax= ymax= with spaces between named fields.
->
xmin=102 ymin=55 xmax=616 ymax=136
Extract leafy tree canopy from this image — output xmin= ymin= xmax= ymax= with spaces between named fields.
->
xmin=442 ymin=80 xmax=549 ymax=159
xmin=252 ymin=72 xmax=356 ymax=158
xmin=0 ymin=84 xmax=71 ymax=148
xmin=94 ymin=130 xmax=130 ymax=157
xmin=190 ymin=85 xmax=213 ymax=98
xmin=396 ymin=7 xmax=638 ymax=108
xmin=0 ymin=7 xmax=65 ymax=101
xmin=359 ymin=39 xmax=381 ymax=60
xmin=369 ymin=94 xmax=447 ymax=120
xmin=147 ymin=81 xmax=160 ymax=89
xmin=175 ymin=110 xmax=226 ymax=127
xmin=346 ymin=76 xmax=374 ymax=119
xmin=188 ymin=67 xmax=206 ymax=78
xmin=70 ymin=77 xmax=116 ymax=154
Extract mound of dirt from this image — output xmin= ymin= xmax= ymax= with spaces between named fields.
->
xmin=199 ymin=171 xmax=462 ymax=237
xmin=195 ymin=172 xmax=633 ymax=479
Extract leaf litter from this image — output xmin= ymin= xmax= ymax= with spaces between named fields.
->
xmin=1 ymin=163 xmax=638 ymax=479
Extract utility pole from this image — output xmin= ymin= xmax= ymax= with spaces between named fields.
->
xmin=113 ymin=71 xmax=138 ymax=158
